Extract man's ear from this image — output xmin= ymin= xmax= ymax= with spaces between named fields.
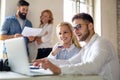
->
xmin=17 ymin=6 xmax=20 ymax=10
xmin=88 ymin=23 xmax=94 ymax=30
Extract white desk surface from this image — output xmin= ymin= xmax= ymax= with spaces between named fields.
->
xmin=0 ymin=71 xmax=103 ymax=80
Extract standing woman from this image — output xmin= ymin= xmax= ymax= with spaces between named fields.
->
xmin=35 ymin=9 xmax=54 ymax=59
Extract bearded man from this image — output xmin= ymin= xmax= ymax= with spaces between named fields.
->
xmin=0 ymin=0 xmax=35 ymax=55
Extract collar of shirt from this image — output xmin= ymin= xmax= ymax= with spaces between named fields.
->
xmin=61 ymin=44 xmax=75 ymax=52
xmin=84 ymin=33 xmax=99 ymax=50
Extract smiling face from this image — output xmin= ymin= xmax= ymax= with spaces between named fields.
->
xmin=72 ymin=13 xmax=95 ymax=43
xmin=40 ymin=12 xmax=51 ymax=24
xmin=57 ymin=25 xmax=72 ymax=45
xmin=72 ymin=19 xmax=91 ymax=42
xmin=17 ymin=6 xmax=29 ymax=20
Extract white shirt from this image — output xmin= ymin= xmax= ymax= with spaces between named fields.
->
xmin=36 ymin=23 xmax=53 ymax=48
xmin=49 ymin=34 xmax=120 ymax=80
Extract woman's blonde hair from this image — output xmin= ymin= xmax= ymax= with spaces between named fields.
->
xmin=56 ymin=22 xmax=81 ymax=48
xmin=39 ymin=9 xmax=54 ymax=26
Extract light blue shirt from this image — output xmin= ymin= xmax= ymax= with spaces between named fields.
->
xmin=56 ymin=44 xmax=80 ymax=60
xmin=48 ymin=43 xmax=81 ymax=60
xmin=0 ymin=15 xmax=32 ymax=35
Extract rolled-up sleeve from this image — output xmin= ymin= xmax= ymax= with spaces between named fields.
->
xmin=0 ymin=18 xmax=10 ymax=34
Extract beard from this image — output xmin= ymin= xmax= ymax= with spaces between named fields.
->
xmin=18 ymin=11 xmax=27 ymax=20
xmin=79 ymin=27 xmax=90 ymax=41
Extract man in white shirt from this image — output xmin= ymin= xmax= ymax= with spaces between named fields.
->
xmin=34 ymin=13 xmax=120 ymax=80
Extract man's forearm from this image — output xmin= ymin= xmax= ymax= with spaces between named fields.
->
xmin=0 ymin=34 xmax=14 ymax=40
xmin=49 ymin=63 xmax=61 ymax=75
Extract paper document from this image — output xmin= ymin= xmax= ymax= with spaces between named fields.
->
xmin=22 ymin=27 xmax=42 ymax=36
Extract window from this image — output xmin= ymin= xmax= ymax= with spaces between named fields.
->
xmin=0 ymin=0 xmax=1 ymax=25
xmin=64 ymin=0 xmax=94 ymax=23
xmin=0 ymin=0 xmax=5 ymax=26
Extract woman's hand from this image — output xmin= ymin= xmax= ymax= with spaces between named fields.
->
xmin=36 ymin=37 xmax=42 ymax=44
xmin=52 ymin=43 xmax=63 ymax=56
xmin=28 ymin=36 xmax=36 ymax=42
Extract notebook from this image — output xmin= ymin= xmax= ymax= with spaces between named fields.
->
xmin=4 ymin=37 xmax=53 ymax=76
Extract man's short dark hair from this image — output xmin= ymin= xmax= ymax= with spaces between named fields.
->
xmin=17 ymin=0 xmax=29 ymax=6
xmin=72 ymin=13 xmax=94 ymax=24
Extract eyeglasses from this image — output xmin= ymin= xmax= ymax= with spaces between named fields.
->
xmin=73 ymin=24 xmax=87 ymax=30
xmin=73 ymin=24 xmax=82 ymax=30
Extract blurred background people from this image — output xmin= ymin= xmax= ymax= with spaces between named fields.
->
xmin=0 ymin=0 xmax=35 ymax=55
xmin=35 ymin=9 xmax=54 ymax=59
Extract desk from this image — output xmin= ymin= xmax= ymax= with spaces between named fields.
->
xmin=0 ymin=71 xmax=103 ymax=80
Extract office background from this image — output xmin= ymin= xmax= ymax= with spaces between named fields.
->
xmin=0 ymin=0 xmax=120 ymax=62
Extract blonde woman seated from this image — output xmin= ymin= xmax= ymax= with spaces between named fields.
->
xmin=48 ymin=22 xmax=81 ymax=60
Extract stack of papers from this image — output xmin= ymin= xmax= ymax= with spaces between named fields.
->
xmin=22 ymin=27 xmax=42 ymax=36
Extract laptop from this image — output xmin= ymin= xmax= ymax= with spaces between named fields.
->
xmin=4 ymin=37 xmax=53 ymax=76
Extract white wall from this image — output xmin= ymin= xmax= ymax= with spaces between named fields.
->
xmin=0 ymin=0 xmax=1 ymax=24
xmin=101 ymin=0 xmax=117 ymax=52
xmin=94 ymin=0 xmax=101 ymax=36
xmin=94 ymin=0 xmax=117 ymax=52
